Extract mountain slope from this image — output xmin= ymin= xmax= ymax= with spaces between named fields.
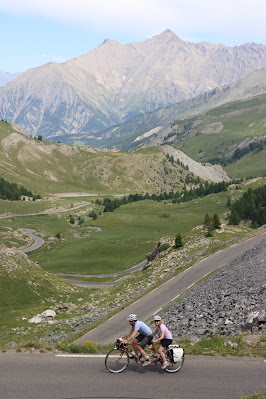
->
xmin=0 ymin=70 xmax=20 ymax=87
xmin=157 ymin=94 xmax=266 ymax=179
xmin=1 ymin=30 xmax=266 ymax=141
xmin=83 ymin=67 xmax=266 ymax=150
xmin=0 ymin=122 xmax=229 ymax=197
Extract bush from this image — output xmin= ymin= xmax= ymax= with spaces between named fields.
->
xmin=83 ymin=341 xmax=97 ymax=353
xmin=174 ymin=233 xmax=183 ymax=248
xmin=158 ymin=243 xmax=170 ymax=252
xmin=68 ymin=344 xmax=82 ymax=353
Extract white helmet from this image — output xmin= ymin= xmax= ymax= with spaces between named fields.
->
xmin=153 ymin=315 xmax=161 ymax=321
xmin=127 ymin=314 xmax=137 ymax=321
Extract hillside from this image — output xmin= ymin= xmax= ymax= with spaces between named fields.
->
xmin=132 ymin=93 xmax=266 ymax=179
xmin=0 ymin=122 xmax=229 ymax=197
xmin=1 ymin=30 xmax=266 ymax=142
xmin=82 ymin=68 xmax=266 ymax=150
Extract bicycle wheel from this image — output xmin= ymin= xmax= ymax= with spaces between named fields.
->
xmin=105 ymin=348 xmax=129 ymax=373
xmin=164 ymin=350 xmax=184 ymax=373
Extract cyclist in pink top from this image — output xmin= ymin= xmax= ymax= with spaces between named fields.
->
xmin=151 ymin=315 xmax=173 ymax=369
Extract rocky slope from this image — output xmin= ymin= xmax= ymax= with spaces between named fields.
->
xmin=1 ymin=30 xmax=266 ymax=142
xmin=164 ymin=240 xmax=266 ymax=339
xmin=94 ymin=68 xmax=266 ymax=150
xmin=162 ymin=146 xmax=230 ymax=182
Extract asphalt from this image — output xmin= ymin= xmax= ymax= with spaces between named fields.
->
xmin=0 ymin=352 xmax=265 ymax=399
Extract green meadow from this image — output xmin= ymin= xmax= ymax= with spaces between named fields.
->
xmin=21 ymin=193 xmax=229 ymax=275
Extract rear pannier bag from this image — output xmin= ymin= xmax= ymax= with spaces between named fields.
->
xmin=168 ymin=344 xmax=184 ymax=363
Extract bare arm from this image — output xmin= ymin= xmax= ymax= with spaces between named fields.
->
xmin=121 ymin=326 xmax=134 ymax=339
xmin=152 ymin=327 xmax=159 ymax=336
xmin=152 ymin=329 xmax=165 ymax=344
xmin=124 ymin=329 xmax=138 ymax=344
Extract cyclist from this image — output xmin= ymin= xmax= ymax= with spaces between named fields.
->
xmin=121 ymin=314 xmax=153 ymax=367
xmin=151 ymin=315 xmax=173 ymax=369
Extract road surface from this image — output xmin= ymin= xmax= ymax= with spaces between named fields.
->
xmin=0 ymin=352 xmax=265 ymax=399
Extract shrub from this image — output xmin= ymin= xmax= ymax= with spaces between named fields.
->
xmin=83 ymin=341 xmax=97 ymax=353
xmin=158 ymin=243 xmax=170 ymax=252
xmin=68 ymin=344 xmax=82 ymax=353
xmin=174 ymin=233 xmax=183 ymax=248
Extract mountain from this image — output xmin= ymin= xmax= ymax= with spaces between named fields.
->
xmin=0 ymin=30 xmax=266 ymax=142
xmin=71 ymin=68 xmax=266 ymax=150
xmin=0 ymin=70 xmax=20 ymax=87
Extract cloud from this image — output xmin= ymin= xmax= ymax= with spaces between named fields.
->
xmin=0 ymin=0 xmax=265 ymax=44
xmin=51 ymin=56 xmax=66 ymax=63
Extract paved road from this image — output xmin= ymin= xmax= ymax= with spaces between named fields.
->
xmin=0 ymin=201 xmax=91 ymax=220
xmin=57 ymin=260 xmax=148 ymax=288
xmin=21 ymin=228 xmax=45 ymax=253
xmin=0 ymin=352 xmax=265 ymax=399
xmin=75 ymin=231 xmax=266 ymax=344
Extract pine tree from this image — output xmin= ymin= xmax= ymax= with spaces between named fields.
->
xmin=174 ymin=233 xmax=183 ymax=249
xmin=226 ymin=196 xmax=231 ymax=208
xmin=213 ymin=213 xmax=221 ymax=229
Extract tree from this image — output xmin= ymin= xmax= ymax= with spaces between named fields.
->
xmin=229 ymin=209 xmax=241 ymax=225
xmin=70 ymin=216 xmax=75 ymax=224
xmin=174 ymin=233 xmax=183 ymax=249
xmin=204 ymin=213 xmax=213 ymax=230
xmin=213 ymin=213 xmax=221 ymax=229
xmin=226 ymin=196 xmax=231 ymax=208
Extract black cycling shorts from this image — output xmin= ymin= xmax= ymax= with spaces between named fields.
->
xmin=161 ymin=338 xmax=173 ymax=348
xmin=136 ymin=334 xmax=153 ymax=349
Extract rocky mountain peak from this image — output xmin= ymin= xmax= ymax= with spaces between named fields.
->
xmin=99 ymin=38 xmax=121 ymax=47
xmin=1 ymin=31 xmax=266 ymax=142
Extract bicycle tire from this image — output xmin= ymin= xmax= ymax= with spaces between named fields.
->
xmin=164 ymin=350 xmax=184 ymax=373
xmin=105 ymin=348 xmax=129 ymax=373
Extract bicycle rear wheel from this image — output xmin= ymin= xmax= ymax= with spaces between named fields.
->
xmin=105 ymin=348 xmax=129 ymax=373
xmin=164 ymin=350 xmax=184 ymax=373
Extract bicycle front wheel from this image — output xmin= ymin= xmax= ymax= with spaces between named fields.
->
xmin=164 ymin=350 xmax=184 ymax=373
xmin=105 ymin=348 xmax=129 ymax=373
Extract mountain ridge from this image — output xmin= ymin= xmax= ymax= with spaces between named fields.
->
xmin=1 ymin=30 xmax=266 ymax=142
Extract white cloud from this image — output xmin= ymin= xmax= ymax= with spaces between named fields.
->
xmin=51 ymin=56 xmax=66 ymax=63
xmin=0 ymin=0 xmax=265 ymax=44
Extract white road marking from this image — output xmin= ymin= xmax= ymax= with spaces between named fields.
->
xmin=172 ymin=294 xmax=180 ymax=301
xmin=56 ymin=354 xmax=106 ymax=358
xmin=153 ymin=307 xmax=162 ymax=314
xmin=187 ymin=284 xmax=194 ymax=290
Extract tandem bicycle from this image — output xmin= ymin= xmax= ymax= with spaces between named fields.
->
xmin=105 ymin=338 xmax=184 ymax=373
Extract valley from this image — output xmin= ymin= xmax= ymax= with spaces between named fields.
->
xmin=0 ymin=31 xmax=265 ymax=362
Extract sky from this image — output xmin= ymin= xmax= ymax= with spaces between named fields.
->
xmin=1 ymin=0 xmax=266 ymax=73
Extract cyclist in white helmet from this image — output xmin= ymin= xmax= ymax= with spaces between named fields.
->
xmin=151 ymin=315 xmax=173 ymax=369
xmin=120 ymin=314 xmax=153 ymax=367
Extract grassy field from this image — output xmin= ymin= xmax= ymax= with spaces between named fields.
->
xmin=23 ymin=192 xmax=229 ymax=274
xmin=1 ymin=178 xmax=265 ymax=275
